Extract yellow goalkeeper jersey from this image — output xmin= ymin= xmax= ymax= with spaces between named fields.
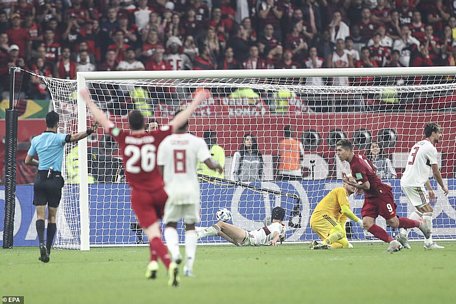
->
xmin=311 ymin=187 xmax=351 ymax=224
xmin=197 ymin=144 xmax=225 ymax=178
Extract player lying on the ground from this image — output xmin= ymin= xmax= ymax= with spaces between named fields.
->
xmin=310 ymin=180 xmax=363 ymax=249
xmin=197 ymin=207 xmax=286 ymax=246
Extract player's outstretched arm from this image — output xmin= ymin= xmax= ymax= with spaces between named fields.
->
xmin=169 ymin=88 xmax=210 ymax=131
xmin=79 ymin=88 xmax=114 ymax=132
xmin=203 ymin=158 xmax=223 ymax=174
xmin=270 ymin=232 xmax=280 ymax=246
xmin=341 ymin=205 xmax=363 ymax=228
xmin=68 ymin=122 xmax=98 ymax=142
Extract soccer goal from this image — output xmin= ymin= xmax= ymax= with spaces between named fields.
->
xmin=31 ymin=67 xmax=456 ymax=250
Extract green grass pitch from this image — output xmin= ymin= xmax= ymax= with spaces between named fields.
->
xmin=1 ymin=242 xmax=455 ymax=304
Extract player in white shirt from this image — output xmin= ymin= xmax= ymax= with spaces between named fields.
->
xmin=157 ymin=110 xmax=223 ymax=276
xmin=397 ymin=123 xmax=449 ymax=250
xmin=117 ymin=48 xmax=145 ymax=71
xmin=197 ymin=207 xmax=287 ymax=246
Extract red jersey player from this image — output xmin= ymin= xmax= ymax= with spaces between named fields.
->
xmin=80 ymin=88 xmax=210 ymax=286
xmin=335 ymin=139 xmax=430 ymax=253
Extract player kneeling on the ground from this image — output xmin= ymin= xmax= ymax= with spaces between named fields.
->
xmin=310 ymin=179 xmax=362 ymax=250
xmin=197 ymin=206 xmax=286 ymax=246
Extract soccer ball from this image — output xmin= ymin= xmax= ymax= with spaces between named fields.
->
xmin=216 ymin=208 xmax=232 ymax=222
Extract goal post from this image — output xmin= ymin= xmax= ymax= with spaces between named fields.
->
xmin=77 ymin=66 xmax=456 ymax=79
xmin=76 ymin=78 xmax=90 ymax=251
xmin=37 ymin=67 xmax=456 ymax=250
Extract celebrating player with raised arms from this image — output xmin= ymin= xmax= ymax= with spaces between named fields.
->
xmin=336 ymin=139 xmax=430 ymax=253
xmin=397 ymin=123 xmax=449 ymax=249
xmin=80 ymin=88 xmax=210 ymax=287
xmin=197 ymin=206 xmax=286 ymax=247
xmin=157 ymin=110 xmax=223 ymax=277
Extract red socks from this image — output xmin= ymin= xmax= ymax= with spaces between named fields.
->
xmin=151 ymin=253 xmax=157 ymax=262
xmin=150 ymin=237 xmax=171 ymax=269
xmin=398 ymin=217 xmax=420 ymax=229
xmin=368 ymin=224 xmax=393 ymax=243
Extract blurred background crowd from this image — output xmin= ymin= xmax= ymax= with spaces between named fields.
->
xmin=1 ymin=0 xmax=456 ymax=100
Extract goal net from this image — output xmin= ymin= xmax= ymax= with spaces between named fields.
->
xmin=31 ymin=68 xmax=456 ymax=249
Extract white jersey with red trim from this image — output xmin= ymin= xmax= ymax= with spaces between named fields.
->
xmin=245 ymin=222 xmax=286 ymax=246
xmin=401 ymin=140 xmax=438 ymax=187
xmin=157 ymin=133 xmax=211 ymax=205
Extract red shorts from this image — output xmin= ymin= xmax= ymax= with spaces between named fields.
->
xmin=130 ymin=187 xmax=168 ymax=228
xmin=361 ymin=188 xmax=397 ymax=220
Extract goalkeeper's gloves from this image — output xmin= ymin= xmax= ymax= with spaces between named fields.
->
xmin=86 ymin=122 xmax=99 ymax=135
xmin=357 ymin=220 xmax=364 ymax=230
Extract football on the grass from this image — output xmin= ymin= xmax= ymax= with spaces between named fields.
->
xmin=216 ymin=208 xmax=232 ymax=222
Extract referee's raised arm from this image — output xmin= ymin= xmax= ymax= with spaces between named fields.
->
xmin=24 ymin=110 xmax=96 ymax=263
xmin=80 ymin=88 xmax=115 ymax=132
xmin=68 ymin=123 xmax=98 ymax=142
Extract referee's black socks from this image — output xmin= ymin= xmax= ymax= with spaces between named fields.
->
xmin=46 ymin=223 xmax=57 ymax=254
xmin=36 ymin=219 xmax=45 ymax=245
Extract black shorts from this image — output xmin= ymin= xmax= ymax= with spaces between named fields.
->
xmin=33 ymin=170 xmax=65 ymax=208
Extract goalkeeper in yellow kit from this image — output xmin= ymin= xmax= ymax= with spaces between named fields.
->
xmin=310 ymin=180 xmax=363 ymax=249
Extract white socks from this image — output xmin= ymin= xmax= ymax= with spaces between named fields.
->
xmin=400 ymin=211 xmax=422 ymax=237
xmin=199 ymin=225 xmax=219 ymax=238
xmin=164 ymin=227 xmax=200 ymax=272
xmin=422 ymin=212 xmax=433 ymax=245
xmin=185 ymin=230 xmax=198 ymax=272
xmin=410 ymin=210 xmax=423 ymax=222
xmin=399 ymin=210 xmax=433 ymax=245
xmin=164 ymin=227 xmax=181 ymax=262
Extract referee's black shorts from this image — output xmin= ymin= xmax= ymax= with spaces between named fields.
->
xmin=33 ymin=170 xmax=65 ymax=208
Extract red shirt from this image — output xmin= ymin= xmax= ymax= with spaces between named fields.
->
xmin=146 ymin=59 xmax=172 ymax=71
xmin=6 ymin=27 xmax=30 ymax=57
xmin=357 ymin=20 xmax=376 ymax=41
xmin=57 ymin=60 xmax=77 ymax=79
xmin=220 ymin=59 xmax=240 ymax=69
xmin=108 ymin=43 xmax=131 ymax=61
xmin=371 ymin=7 xmax=390 ymax=20
xmin=67 ymin=7 xmax=89 ymax=24
xmin=111 ymin=126 xmax=172 ymax=192
xmin=411 ymin=54 xmax=434 ymax=67
xmin=45 ymin=41 xmax=61 ymax=63
xmin=349 ymin=154 xmax=388 ymax=198
xmin=242 ymin=58 xmax=268 ymax=69
xmin=368 ymin=45 xmax=390 ymax=67
xmin=193 ymin=55 xmax=216 ymax=70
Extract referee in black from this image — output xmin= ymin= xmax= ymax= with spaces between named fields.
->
xmin=25 ymin=111 xmax=97 ymax=262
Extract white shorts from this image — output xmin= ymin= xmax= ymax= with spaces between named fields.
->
xmin=241 ymin=230 xmax=267 ymax=246
xmin=241 ymin=231 xmax=255 ymax=246
xmin=401 ymin=185 xmax=429 ymax=208
xmin=163 ymin=202 xmax=200 ymax=224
